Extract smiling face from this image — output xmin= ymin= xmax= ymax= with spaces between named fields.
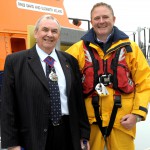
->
xmin=91 ymin=4 xmax=116 ymax=42
xmin=34 ymin=16 xmax=60 ymax=54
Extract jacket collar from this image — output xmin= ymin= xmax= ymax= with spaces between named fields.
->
xmin=81 ymin=26 xmax=129 ymax=45
xmin=27 ymin=46 xmax=71 ymax=95
xmin=27 ymin=45 xmax=50 ymax=91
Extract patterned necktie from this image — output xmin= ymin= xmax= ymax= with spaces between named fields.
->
xmin=44 ymin=56 xmax=62 ymax=125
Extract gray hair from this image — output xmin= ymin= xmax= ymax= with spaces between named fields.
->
xmin=34 ymin=14 xmax=61 ymax=31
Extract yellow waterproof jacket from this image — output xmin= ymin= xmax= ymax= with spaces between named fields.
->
xmin=66 ymin=35 xmax=150 ymax=138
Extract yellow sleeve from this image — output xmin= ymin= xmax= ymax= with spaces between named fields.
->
xmin=129 ymin=42 xmax=150 ymax=119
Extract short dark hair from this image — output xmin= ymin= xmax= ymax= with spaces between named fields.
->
xmin=91 ymin=2 xmax=114 ymax=19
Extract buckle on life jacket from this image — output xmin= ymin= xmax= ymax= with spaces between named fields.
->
xmin=114 ymin=95 xmax=122 ymax=108
xmin=95 ymin=83 xmax=109 ymax=96
xmin=99 ymin=74 xmax=112 ymax=86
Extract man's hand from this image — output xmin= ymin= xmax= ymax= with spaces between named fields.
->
xmin=8 ymin=146 xmax=21 ymax=150
xmin=120 ymin=114 xmax=137 ymax=130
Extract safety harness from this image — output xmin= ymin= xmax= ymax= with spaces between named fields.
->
xmin=83 ymin=41 xmax=134 ymax=138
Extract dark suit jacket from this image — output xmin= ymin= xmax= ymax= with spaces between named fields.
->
xmin=1 ymin=46 xmax=90 ymax=150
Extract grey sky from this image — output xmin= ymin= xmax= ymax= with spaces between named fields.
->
xmin=64 ymin=0 xmax=150 ymax=32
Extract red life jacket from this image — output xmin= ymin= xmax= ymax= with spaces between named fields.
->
xmin=82 ymin=41 xmax=135 ymax=97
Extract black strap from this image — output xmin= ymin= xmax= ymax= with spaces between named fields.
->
xmin=92 ymin=95 xmax=106 ymax=137
xmin=92 ymin=95 xmax=121 ymax=138
xmin=84 ymin=41 xmax=99 ymax=98
xmin=105 ymin=94 xmax=122 ymax=137
xmin=111 ymin=49 xmax=121 ymax=90
xmin=83 ymin=41 xmax=122 ymax=138
xmin=111 ymin=46 xmax=132 ymax=91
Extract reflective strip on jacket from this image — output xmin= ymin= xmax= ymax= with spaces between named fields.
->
xmin=66 ymin=38 xmax=150 ymax=138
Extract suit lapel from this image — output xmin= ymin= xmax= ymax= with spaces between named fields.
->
xmin=56 ymin=51 xmax=71 ymax=97
xmin=27 ymin=46 xmax=49 ymax=91
xmin=27 ymin=47 xmax=72 ymax=94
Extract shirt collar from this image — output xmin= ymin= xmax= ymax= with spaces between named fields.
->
xmin=36 ymin=44 xmax=59 ymax=62
xmin=96 ymin=28 xmax=114 ymax=44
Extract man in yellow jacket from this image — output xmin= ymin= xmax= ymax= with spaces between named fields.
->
xmin=66 ymin=2 xmax=150 ymax=150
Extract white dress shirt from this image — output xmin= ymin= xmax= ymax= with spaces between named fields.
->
xmin=36 ymin=44 xmax=69 ymax=115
